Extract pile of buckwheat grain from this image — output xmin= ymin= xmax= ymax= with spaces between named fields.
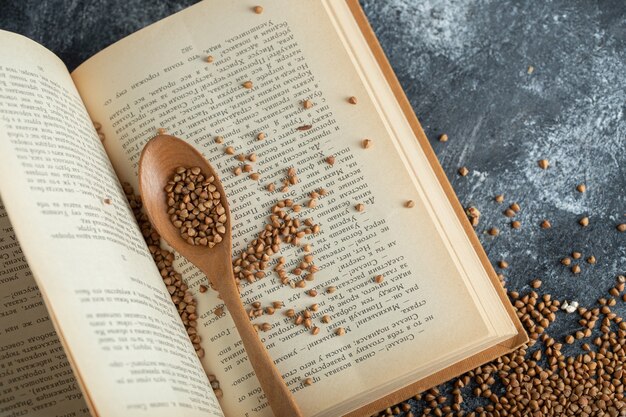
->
xmin=165 ymin=166 xmax=227 ymax=247
xmin=392 ymin=137 xmax=626 ymax=417
xmin=372 ymin=276 xmax=626 ymax=416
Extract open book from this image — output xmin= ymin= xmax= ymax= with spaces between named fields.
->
xmin=0 ymin=1 xmax=526 ymax=416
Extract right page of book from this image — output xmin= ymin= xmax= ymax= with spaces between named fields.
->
xmin=72 ymin=1 xmax=517 ymax=416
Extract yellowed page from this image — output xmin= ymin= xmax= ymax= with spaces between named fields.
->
xmin=0 ymin=196 xmax=90 ymax=417
xmin=0 ymin=30 xmax=223 ymax=417
xmin=326 ymin=0 xmax=516 ymax=334
xmin=71 ymin=1 xmax=504 ymax=416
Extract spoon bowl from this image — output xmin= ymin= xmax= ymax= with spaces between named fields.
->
xmin=139 ymin=135 xmax=231 ymax=268
xmin=139 ymin=135 xmax=303 ymax=417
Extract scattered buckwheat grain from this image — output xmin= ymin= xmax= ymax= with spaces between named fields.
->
xmin=466 ymin=207 xmax=481 ymax=227
xmin=123 ymin=183 xmax=206 ymax=359
xmin=488 ymin=227 xmax=499 ymax=236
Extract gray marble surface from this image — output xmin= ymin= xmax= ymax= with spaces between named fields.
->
xmin=1 ymin=0 xmax=624 ymax=415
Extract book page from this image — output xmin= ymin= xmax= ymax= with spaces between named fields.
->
xmin=327 ymin=1 xmax=518 ymax=336
xmin=71 ymin=1 xmax=511 ymax=416
xmin=0 ymin=31 xmax=223 ymax=417
xmin=0 ymin=197 xmax=90 ymax=417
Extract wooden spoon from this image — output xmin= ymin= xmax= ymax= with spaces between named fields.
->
xmin=139 ymin=135 xmax=303 ymax=417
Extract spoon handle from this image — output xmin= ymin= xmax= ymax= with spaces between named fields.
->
xmin=214 ymin=266 xmax=304 ymax=417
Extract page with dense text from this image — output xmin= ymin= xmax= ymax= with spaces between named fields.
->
xmin=72 ymin=1 xmax=510 ymax=416
xmin=0 ymin=30 xmax=223 ymax=417
xmin=0 ymin=197 xmax=90 ymax=417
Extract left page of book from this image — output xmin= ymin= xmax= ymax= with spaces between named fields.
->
xmin=0 ymin=30 xmax=223 ymax=417
xmin=0 ymin=196 xmax=90 ymax=417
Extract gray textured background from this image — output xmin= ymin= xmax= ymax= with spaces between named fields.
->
xmin=1 ymin=0 xmax=624 ymax=415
